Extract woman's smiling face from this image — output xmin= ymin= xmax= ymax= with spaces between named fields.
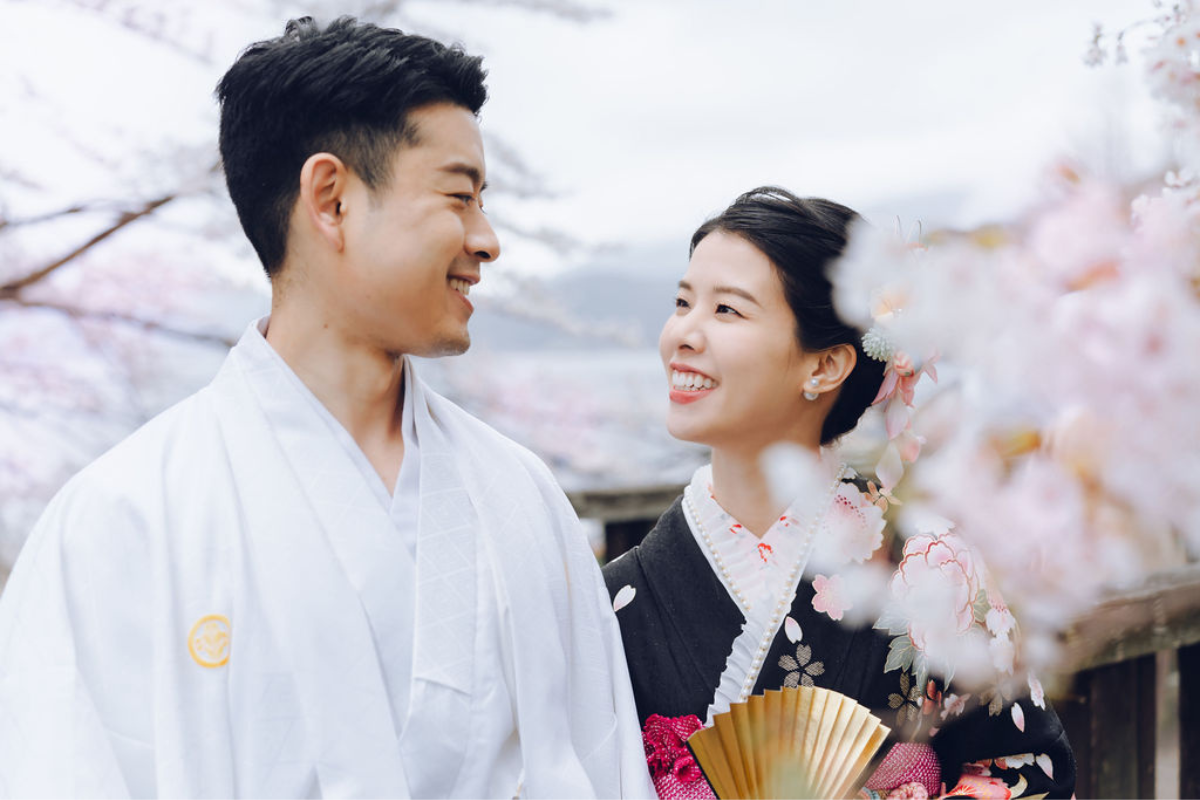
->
xmin=659 ymin=230 xmax=820 ymax=452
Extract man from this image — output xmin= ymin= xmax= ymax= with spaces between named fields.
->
xmin=0 ymin=17 xmax=653 ymax=798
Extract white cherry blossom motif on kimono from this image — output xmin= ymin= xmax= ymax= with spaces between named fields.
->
xmin=613 ymin=584 xmax=637 ymax=613
xmin=811 ymin=482 xmax=886 ymax=569
xmin=1028 ymin=674 xmax=1046 ymax=709
xmin=1011 ymin=701 xmax=1026 ymax=733
xmin=784 ymin=616 xmax=803 ymax=644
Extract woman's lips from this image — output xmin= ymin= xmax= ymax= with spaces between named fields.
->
xmin=669 ymin=364 xmax=718 ymax=404
xmin=669 ymin=387 xmax=714 ymax=404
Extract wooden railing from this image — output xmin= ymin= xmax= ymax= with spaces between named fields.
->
xmin=567 ymin=486 xmax=1200 ymax=800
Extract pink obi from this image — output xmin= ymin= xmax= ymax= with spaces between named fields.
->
xmin=864 ymin=741 xmax=942 ymax=798
xmin=642 ymin=715 xmax=717 ymax=800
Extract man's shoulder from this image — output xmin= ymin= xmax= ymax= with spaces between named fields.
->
xmin=93 ymin=386 xmax=216 ymax=469
xmin=50 ymin=387 xmax=219 ymax=524
xmin=424 ymin=382 xmax=555 ymax=479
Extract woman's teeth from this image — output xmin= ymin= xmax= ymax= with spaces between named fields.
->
xmin=671 ymin=370 xmax=717 ymax=391
xmin=449 ymin=278 xmax=471 ymax=295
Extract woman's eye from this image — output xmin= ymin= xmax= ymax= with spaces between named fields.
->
xmin=716 ymin=303 xmax=742 ymax=316
xmin=674 ymin=297 xmax=690 ymax=309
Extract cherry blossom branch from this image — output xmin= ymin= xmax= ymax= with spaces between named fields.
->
xmin=0 ymin=202 xmax=101 ymax=232
xmin=2 ymin=297 xmax=237 ymax=348
xmin=0 ymin=194 xmax=177 ymax=298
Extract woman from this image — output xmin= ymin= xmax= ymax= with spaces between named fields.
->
xmin=603 ymin=188 xmax=1075 ymax=799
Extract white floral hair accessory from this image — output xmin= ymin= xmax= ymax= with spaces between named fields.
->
xmin=861 ymin=324 xmax=895 ymax=363
xmin=847 ymin=226 xmax=939 ymax=493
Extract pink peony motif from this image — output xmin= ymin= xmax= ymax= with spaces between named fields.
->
xmin=890 ymin=533 xmax=980 ymax=653
xmin=944 ymin=773 xmax=1013 ymax=799
xmin=812 ymin=573 xmax=852 ymax=621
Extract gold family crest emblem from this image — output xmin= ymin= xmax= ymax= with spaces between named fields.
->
xmin=188 ymin=614 xmax=231 ymax=668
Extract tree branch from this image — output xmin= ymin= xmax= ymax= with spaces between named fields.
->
xmin=3 ymin=297 xmax=237 ymax=348
xmin=0 ymin=194 xmax=176 ymax=297
xmin=0 ymin=202 xmax=98 ymax=232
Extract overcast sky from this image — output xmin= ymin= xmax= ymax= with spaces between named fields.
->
xmin=409 ymin=0 xmax=1166 ymax=276
xmin=1 ymin=0 xmax=1169 ymax=283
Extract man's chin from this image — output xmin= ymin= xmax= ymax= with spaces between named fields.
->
xmin=419 ymin=332 xmax=471 ymax=358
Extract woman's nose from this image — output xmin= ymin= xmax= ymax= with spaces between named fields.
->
xmin=666 ymin=311 xmax=704 ymax=353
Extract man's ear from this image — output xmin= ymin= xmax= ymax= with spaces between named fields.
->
xmin=805 ymin=343 xmax=858 ymax=396
xmin=298 ymin=152 xmax=349 ymax=253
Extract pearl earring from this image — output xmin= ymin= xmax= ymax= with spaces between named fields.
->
xmin=803 ymin=378 xmax=819 ymax=401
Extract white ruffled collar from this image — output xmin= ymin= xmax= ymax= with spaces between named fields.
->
xmin=681 ymin=458 xmax=849 ymax=724
xmin=683 ymin=462 xmax=834 ymax=614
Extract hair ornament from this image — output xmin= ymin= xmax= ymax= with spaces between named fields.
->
xmin=861 ymin=325 xmax=894 ymax=363
xmin=855 ymin=223 xmax=939 ymax=491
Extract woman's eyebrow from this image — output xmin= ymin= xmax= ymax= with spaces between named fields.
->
xmin=678 ymin=280 xmax=761 ymax=306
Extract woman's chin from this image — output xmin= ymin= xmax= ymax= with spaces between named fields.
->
xmin=665 ymin=415 xmax=714 ymax=447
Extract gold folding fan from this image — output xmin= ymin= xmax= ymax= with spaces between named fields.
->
xmin=687 ymin=686 xmax=890 ymax=799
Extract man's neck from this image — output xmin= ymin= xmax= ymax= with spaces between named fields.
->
xmin=265 ymin=302 xmax=407 ymax=490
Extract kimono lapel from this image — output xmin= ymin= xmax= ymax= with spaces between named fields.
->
xmin=209 ymin=355 xmax=409 ymax=797
xmin=397 ymin=363 xmax=478 ymax=795
xmin=636 ymin=501 xmax=747 ymax=704
xmin=241 ymin=337 xmax=427 ymax=736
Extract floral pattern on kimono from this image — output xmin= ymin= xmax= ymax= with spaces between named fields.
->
xmin=603 ymin=469 xmax=1075 ymax=799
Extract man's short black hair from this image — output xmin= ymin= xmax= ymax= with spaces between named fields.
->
xmin=216 ymin=16 xmax=488 ymax=275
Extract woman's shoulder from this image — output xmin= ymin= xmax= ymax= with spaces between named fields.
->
xmin=602 ymin=494 xmax=688 ymax=595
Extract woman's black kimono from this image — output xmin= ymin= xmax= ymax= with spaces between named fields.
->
xmin=603 ymin=497 xmax=1076 ymax=798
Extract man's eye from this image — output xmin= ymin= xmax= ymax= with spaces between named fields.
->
xmin=453 ymin=194 xmax=476 ymax=206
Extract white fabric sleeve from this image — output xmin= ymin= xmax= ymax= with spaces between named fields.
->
xmin=0 ymin=478 xmax=150 ymax=798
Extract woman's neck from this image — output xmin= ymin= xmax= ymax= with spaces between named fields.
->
xmin=710 ymin=444 xmax=824 ymax=538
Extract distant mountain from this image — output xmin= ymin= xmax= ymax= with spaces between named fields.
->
xmin=470 ymin=239 xmax=685 ymax=351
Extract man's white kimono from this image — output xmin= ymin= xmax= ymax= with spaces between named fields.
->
xmin=0 ymin=319 xmax=654 ymax=799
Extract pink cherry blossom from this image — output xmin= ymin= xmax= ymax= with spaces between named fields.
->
xmin=1028 ymin=675 xmax=1046 ymax=710
xmin=828 ymin=7 xmax=1200 ymax=684
xmin=814 ymin=482 xmax=885 ymax=566
xmin=941 ymin=692 xmax=971 ymax=720
xmin=812 ymin=573 xmax=851 ymax=621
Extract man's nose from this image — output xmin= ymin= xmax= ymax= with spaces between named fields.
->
xmin=466 ymin=211 xmax=500 ymax=262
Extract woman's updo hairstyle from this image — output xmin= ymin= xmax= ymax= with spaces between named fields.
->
xmin=689 ymin=186 xmax=885 ymax=445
